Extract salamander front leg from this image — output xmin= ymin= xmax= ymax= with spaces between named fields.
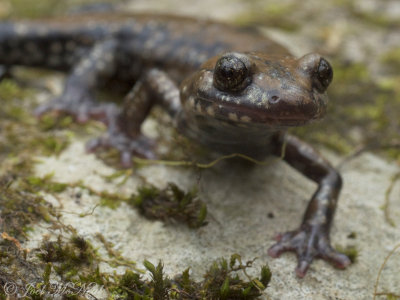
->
xmin=268 ymin=132 xmax=351 ymax=277
xmin=35 ymin=39 xmax=118 ymax=123
xmin=87 ymin=68 xmax=181 ymax=167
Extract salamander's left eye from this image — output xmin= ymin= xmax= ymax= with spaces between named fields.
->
xmin=213 ymin=54 xmax=251 ymax=92
xmin=316 ymin=58 xmax=333 ymax=92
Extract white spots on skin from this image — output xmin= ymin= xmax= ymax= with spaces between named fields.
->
xmin=206 ymin=106 xmax=215 ymax=117
xmin=92 ymin=45 xmax=104 ymax=59
xmin=319 ymin=197 xmax=329 ymax=207
xmin=240 ymin=115 xmax=251 ymax=123
xmin=181 ymin=85 xmax=188 ymax=93
xmin=299 ymin=144 xmax=311 ymax=154
xmin=144 ymin=31 xmax=164 ymax=50
xmin=95 ymin=60 xmax=106 ymax=72
xmin=144 ymin=37 xmax=157 ymax=50
xmin=261 ymin=93 xmax=269 ymax=107
xmin=37 ymin=26 xmax=49 ymax=37
xmin=104 ymin=52 xmax=114 ymax=63
xmin=74 ymin=58 xmax=94 ymax=76
xmin=81 ymin=58 xmax=92 ymax=69
xmin=228 ymin=112 xmax=238 ymax=121
xmin=309 ymin=210 xmax=327 ymax=226
xmin=188 ymin=96 xmax=195 ymax=109
xmin=14 ymin=24 xmax=29 ymax=36
xmin=74 ymin=66 xmax=85 ymax=76
xmin=221 ymin=95 xmax=232 ymax=102
xmin=196 ymin=103 xmax=203 ymax=113
xmin=165 ymin=89 xmax=179 ymax=103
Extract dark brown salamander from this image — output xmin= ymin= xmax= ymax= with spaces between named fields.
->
xmin=0 ymin=13 xmax=351 ymax=277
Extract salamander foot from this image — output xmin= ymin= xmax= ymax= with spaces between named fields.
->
xmin=268 ymin=224 xmax=351 ymax=277
xmin=86 ymin=132 xmax=156 ymax=168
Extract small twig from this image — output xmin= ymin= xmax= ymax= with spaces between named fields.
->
xmin=338 ymin=142 xmax=400 ymax=169
xmin=373 ymin=243 xmax=400 ymax=300
xmin=133 ymin=152 xmax=273 ymax=169
xmin=383 ymin=173 xmax=400 ymax=226
xmin=374 ymin=292 xmax=400 ymax=298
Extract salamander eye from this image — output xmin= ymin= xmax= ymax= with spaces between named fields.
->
xmin=315 ymin=58 xmax=333 ymax=92
xmin=213 ymin=54 xmax=251 ymax=92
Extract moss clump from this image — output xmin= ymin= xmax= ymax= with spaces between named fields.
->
xmin=130 ymin=183 xmax=207 ymax=229
xmin=111 ymin=254 xmax=271 ymax=299
xmin=335 ymin=245 xmax=358 ymax=263
xmin=0 ymin=175 xmax=53 ymax=238
xmin=25 ymin=173 xmax=69 ymax=194
xmin=173 ymin=254 xmax=271 ymax=299
xmin=38 ymin=235 xmax=98 ymax=281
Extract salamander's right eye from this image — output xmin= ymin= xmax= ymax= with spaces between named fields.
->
xmin=213 ymin=53 xmax=251 ymax=92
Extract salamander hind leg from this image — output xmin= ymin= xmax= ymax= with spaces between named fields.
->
xmin=35 ymin=39 xmax=118 ymax=123
xmin=268 ymin=132 xmax=351 ymax=277
xmin=87 ymin=68 xmax=181 ymax=167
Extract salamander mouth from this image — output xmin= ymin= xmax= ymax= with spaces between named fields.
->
xmin=194 ymin=94 xmax=325 ymax=127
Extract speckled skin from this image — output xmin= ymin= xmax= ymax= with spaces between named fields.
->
xmin=0 ymin=13 xmax=350 ymax=277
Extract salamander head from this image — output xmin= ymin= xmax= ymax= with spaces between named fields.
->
xmin=180 ymin=51 xmax=333 ymax=127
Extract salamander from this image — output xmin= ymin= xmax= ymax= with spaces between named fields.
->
xmin=0 ymin=13 xmax=351 ymax=277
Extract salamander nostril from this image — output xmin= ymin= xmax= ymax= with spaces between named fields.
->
xmin=269 ymin=95 xmax=280 ymax=104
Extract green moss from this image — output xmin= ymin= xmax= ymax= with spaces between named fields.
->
xmin=5 ymin=0 xmax=64 ymax=18
xmin=0 ymin=176 xmax=53 ymax=239
xmin=5 ymin=0 xmax=124 ymax=19
xmin=0 ymin=80 xmax=71 ymax=163
xmin=196 ymin=255 xmax=270 ymax=299
xmin=234 ymin=2 xmax=300 ymax=31
xmin=335 ymin=245 xmax=358 ymax=263
xmin=130 ymin=183 xmax=208 ymax=229
xmin=380 ymin=48 xmax=400 ymax=74
xmin=38 ymin=115 xmax=75 ymax=131
xmin=0 ymin=79 xmax=35 ymax=103
xmin=352 ymin=10 xmax=400 ymax=28
xmin=347 ymin=232 xmax=357 ymax=239
xmin=26 ymin=173 xmax=69 ymax=193
xmin=144 ymin=260 xmax=170 ymax=299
